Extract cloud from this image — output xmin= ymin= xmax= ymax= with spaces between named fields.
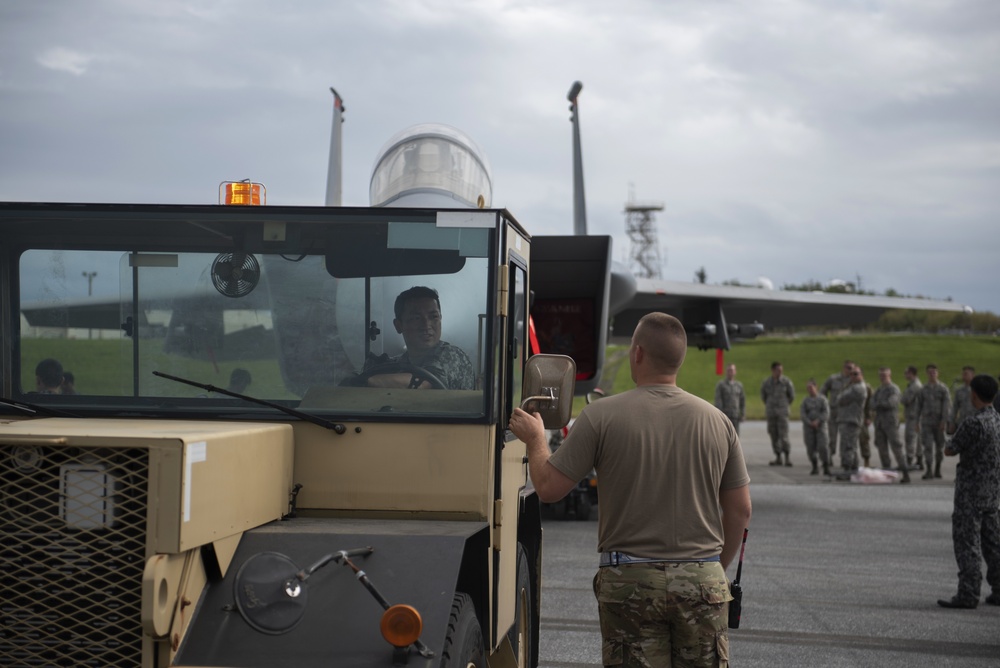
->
xmin=37 ymin=47 xmax=94 ymax=76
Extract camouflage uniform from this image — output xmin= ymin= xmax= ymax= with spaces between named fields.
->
xmin=920 ymin=382 xmax=951 ymax=478
xmin=714 ymin=379 xmax=746 ymax=435
xmin=946 ymin=406 xmax=1000 ymax=605
xmin=800 ymin=395 xmax=830 ymax=472
xmin=858 ymin=383 xmax=874 ymax=465
xmin=837 ymin=382 xmax=867 ymax=471
xmin=872 ymin=382 xmax=907 ymax=472
xmin=398 ymin=341 xmax=475 ymax=390
xmin=820 ymin=372 xmax=851 ymax=456
xmin=952 ymin=384 xmax=976 ymax=431
xmin=761 ymin=375 xmax=795 ymax=463
xmin=901 ymin=378 xmax=923 ymax=466
xmin=594 ymin=561 xmax=730 ymax=667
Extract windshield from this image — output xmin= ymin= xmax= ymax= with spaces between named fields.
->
xmin=14 ymin=208 xmax=496 ymax=421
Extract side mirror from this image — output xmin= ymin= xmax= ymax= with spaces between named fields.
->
xmin=520 ymin=354 xmax=576 ymax=429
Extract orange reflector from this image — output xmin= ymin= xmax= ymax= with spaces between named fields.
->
xmin=220 ymin=180 xmax=266 ymax=206
xmin=380 ymin=604 xmax=423 ymax=648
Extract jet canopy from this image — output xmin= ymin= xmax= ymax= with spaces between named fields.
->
xmin=369 ymin=124 xmax=493 ymax=208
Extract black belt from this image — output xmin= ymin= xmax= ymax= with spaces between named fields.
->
xmin=599 ymin=551 xmax=721 ymax=567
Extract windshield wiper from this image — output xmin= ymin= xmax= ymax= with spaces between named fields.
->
xmin=152 ymin=371 xmax=347 ymax=435
xmin=0 ymin=397 xmax=78 ymax=418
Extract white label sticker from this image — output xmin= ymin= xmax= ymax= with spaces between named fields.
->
xmin=184 ymin=442 xmax=207 ymax=522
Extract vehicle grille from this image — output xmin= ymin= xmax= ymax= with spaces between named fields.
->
xmin=1 ymin=445 xmax=149 ymax=667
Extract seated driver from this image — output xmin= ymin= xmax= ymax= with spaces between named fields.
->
xmin=367 ymin=286 xmax=475 ymax=390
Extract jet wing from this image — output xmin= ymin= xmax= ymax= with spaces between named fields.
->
xmin=611 ymin=278 xmax=969 ymax=349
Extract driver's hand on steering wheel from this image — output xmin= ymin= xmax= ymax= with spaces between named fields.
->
xmin=366 ymin=372 xmax=432 ymax=389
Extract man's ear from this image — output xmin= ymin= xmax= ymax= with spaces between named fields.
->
xmin=393 ymin=318 xmax=403 ymax=334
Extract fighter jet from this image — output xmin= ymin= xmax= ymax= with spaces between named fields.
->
xmin=561 ymin=81 xmax=968 ymax=350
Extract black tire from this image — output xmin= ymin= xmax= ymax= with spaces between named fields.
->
xmin=440 ymin=593 xmax=485 ymax=668
xmin=507 ymin=545 xmax=534 ymax=667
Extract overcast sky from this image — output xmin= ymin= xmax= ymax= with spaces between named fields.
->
xmin=2 ymin=0 xmax=998 ymax=313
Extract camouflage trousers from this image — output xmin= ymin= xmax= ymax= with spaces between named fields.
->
xmin=903 ymin=419 xmax=920 ymax=462
xmin=593 ymin=561 xmax=731 ymax=667
xmin=838 ymin=422 xmax=861 ymax=470
xmin=952 ymin=507 xmax=1000 ymax=603
xmin=873 ymin=418 xmax=905 ymax=469
xmin=921 ymin=422 xmax=946 ymax=466
xmin=826 ymin=415 xmax=839 ymax=456
xmin=858 ymin=423 xmax=871 ymax=460
xmin=766 ymin=416 xmax=790 ymax=457
xmin=802 ymin=423 xmax=830 ymax=466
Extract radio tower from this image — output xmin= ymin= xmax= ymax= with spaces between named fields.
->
xmin=625 ymin=187 xmax=665 ymax=279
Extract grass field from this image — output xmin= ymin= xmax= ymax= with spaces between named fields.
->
xmin=19 ymin=334 xmax=1000 ymax=420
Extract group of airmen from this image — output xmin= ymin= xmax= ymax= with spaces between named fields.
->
xmin=713 ymin=360 xmax=991 ymax=484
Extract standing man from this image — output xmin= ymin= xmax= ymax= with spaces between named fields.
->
xmin=837 ymin=365 xmax=868 ymax=475
xmin=937 ymin=374 xmax=1000 ymax=609
xmin=762 ymin=361 xmax=796 ymax=466
xmin=820 ymin=360 xmax=855 ymax=458
xmin=801 ymin=379 xmax=831 ymax=476
xmin=872 ymin=367 xmax=911 ymax=483
xmin=714 ymin=363 xmax=746 ymax=435
xmin=951 ymin=366 xmax=977 ymax=433
xmin=901 ymin=366 xmax=924 ymax=470
xmin=509 ymin=312 xmax=752 ymax=667
xmin=920 ymin=364 xmax=952 ymax=480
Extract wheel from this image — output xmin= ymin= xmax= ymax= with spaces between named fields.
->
xmin=507 ymin=545 xmax=534 ymax=667
xmin=440 ymin=593 xmax=485 ymax=668
xmin=354 ymin=362 xmax=447 ymax=389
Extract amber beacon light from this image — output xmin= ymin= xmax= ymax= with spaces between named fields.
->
xmin=380 ymin=604 xmax=423 ymax=649
xmin=220 ymin=180 xmax=266 ymax=206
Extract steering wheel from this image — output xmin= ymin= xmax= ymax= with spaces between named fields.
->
xmin=355 ymin=362 xmax=447 ymax=390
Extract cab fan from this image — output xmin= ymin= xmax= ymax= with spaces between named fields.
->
xmin=211 ymin=252 xmax=260 ymax=298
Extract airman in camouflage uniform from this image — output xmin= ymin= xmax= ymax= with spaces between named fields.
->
xmin=365 ymin=286 xmax=475 ymax=390
xmin=951 ymin=366 xmax=977 ymax=433
xmin=859 ymin=380 xmax=875 ymax=467
xmin=837 ymin=366 xmax=868 ymax=473
xmin=920 ymin=364 xmax=951 ymax=480
xmin=714 ymin=364 xmax=746 ymax=435
xmin=901 ymin=366 xmax=924 ymax=469
xmin=873 ymin=367 xmax=910 ymax=483
xmin=761 ymin=361 xmax=795 ymax=466
xmin=937 ymin=374 xmax=1000 ymax=609
xmin=800 ymin=379 xmax=831 ymax=475
xmin=820 ymin=360 xmax=855 ymax=457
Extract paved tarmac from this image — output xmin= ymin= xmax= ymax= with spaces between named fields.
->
xmin=537 ymin=420 xmax=1000 ymax=667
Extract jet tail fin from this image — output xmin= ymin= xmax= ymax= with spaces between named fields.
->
xmin=568 ymin=81 xmax=587 ymax=236
xmin=324 ymin=88 xmax=345 ymax=206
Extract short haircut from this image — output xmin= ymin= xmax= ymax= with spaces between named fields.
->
xmin=229 ymin=368 xmax=251 ymax=388
xmin=634 ymin=312 xmax=687 ymax=374
xmin=844 ymin=359 xmax=855 ymax=367
xmin=878 ymin=366 xmax=890 ymax=373
xmin=963 ymin=365 xmax=976 ymax=373
xmin=905 ymin=365 xmax=918 ymax=375
xmin=807 ymin=378 xmax=817 ymax=386
xmin=771 ymin=361 xmax=782 ymax=370
xmin=35 ymin=358 xmax=63 ymax=388
xmin=970 ymin=374 xmax=998 ymax=403
xmin=62 ymin=371 xmax=75 ymax=384
xmin=926 ymin=364 xmax=938 ymax=371
xmin=394 ymin=286 xmax=441 ymax=320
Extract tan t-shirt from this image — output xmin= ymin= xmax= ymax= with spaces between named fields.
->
xmin=549 ymin=384 xmax=749 ymax=560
